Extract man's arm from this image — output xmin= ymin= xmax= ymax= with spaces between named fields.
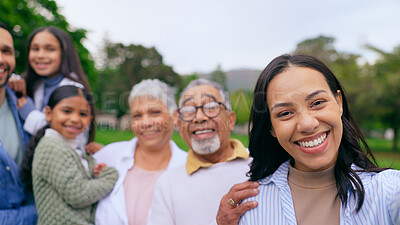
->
xmin=0 ymin=204 xmax=38 ymax=225
xmin=215 ymin=181 xmax=259 ymax=225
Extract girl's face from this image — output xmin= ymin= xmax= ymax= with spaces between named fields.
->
xmin=131 ymin=96 xmax=175 ymax=151
xmin=45 ymin=95 xmax=92 ymax=139
xmin=29 ymin=31 xmax=62 ymax=79
xmin=267 ymin=67 xmax=343 ymax=172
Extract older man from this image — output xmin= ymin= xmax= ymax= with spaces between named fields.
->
xmin=147 ymin=79 xmax=258 ymax=225
xmin=0 ymin=22 xmax=37 ymax=224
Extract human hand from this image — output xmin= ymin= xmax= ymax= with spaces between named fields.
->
xmin=8 ymin=75 xmax=26 ymax=97
xmin=17 ymin=97 xmax=27 ymax=109
xmin=216 ymin=181 xmax=259 ymax=225
xmin=94 ymin=162 xmax=107 ymax=178
xmin=85 ymin=142 xmax=103 ymax=154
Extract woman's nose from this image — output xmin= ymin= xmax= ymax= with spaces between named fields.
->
xmin=296 ymin=110 xmax=319 ymax=133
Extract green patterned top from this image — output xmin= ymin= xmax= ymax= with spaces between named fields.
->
xmin=32 ymin=136 xmax=118 ymax=225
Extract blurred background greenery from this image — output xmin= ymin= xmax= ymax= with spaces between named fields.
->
xmin=1 ymin=0 xmax=399 ymax=163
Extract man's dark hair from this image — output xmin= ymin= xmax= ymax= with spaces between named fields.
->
xmin=0 ymin=22 xmax=11 ymax=33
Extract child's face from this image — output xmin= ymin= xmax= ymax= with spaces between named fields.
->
xmin=45 ymin=95 xmax=92 ymax=139
xmin=29 ymin=31 xmax=62 ymax=79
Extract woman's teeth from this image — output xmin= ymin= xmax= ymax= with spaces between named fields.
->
xmin=297 ymin=132 xmax=327 ymax=148
xmin=142 ymin=131 xmax=157 ymax=135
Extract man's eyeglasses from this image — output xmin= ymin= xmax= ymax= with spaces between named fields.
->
xmin=178 ymin=101 xmax=227 ymax=122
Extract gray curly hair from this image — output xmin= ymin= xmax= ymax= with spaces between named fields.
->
xmin=128 ymin=79 xmax=177 ymax=114
xmin=179 ymin=78 xmax=231 ymax=111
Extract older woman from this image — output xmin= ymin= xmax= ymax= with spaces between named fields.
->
xmin=238 ymin=54 xmax=400 ymax=224
xmin=93 ymin=79 xmax=187 ymax=225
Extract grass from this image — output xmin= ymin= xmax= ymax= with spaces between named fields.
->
xmin=95 ymin=129 xmax=400 ymax=170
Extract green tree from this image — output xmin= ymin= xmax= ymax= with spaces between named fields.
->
xmin=365 ymin=44 xmax=400 ymax=152
xmin=210 ymin=64 xmax=228 ymax=91
xmin=230 ymin=90 xmax=252 ymax=124
xmin=294 ymin=35 xmax=338 ymax=68
xmin=0 ymin=0 xmax=96 ymax=85
xmin=95 ymin=40 xmax=182 ymax=121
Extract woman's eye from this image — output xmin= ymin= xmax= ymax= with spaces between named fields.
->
xmin=311 ymin=100 xmax=326 ymax=108
xmin=80 ymin=113 xmax=89 ymax=117
xmin=132 ymin=114 xmax=141 ymax=118
xmin=277 ymin=111 xmax=291 ymax=118
xmin=151 ymin=110 xmax=161 ymax=115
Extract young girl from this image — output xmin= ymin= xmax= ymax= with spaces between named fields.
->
xmin=20 ymin=85 xmax=118 ymax=225
xmin=12 ymin=26 xmax=102 ymax=152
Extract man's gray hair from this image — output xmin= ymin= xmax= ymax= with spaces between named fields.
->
xmin=128 ymin=79 xmax=177 ymax=114
xmin=179 ymin=78 xmax=231 ymax=111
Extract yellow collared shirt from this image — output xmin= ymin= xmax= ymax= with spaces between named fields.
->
xmin=185 ymin=139 xmax=249 ymax=175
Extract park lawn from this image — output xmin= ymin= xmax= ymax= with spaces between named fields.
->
xmin=95 ymin=129 xmax=400 ymax=170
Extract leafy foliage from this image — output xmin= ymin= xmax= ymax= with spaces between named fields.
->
xmin=365 ymin=44 xmax=400 ymax=151
xmin=0 ymin=0 xmax=96 ymax=85
xmin=94 ymin=39 xmax=182 ymax=118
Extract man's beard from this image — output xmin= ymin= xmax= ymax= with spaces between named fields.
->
xmin=191 ymin=135 xmax=221 ymax=155
xmin=0 ymin=69 xmax=12 ymax=88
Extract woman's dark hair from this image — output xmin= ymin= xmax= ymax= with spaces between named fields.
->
xmin=248 ymin=54 xmax=386 ymax=212
xmin=20 ymin=85 xmax=95 ymax=192
xmin=23 ymin=26 xmax=91 ymax=98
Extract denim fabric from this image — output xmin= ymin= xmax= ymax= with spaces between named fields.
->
xmin=0 ymin=86 xmax=37 ymax=224
xmin=0 ymin=142 xmax=38 ymax=224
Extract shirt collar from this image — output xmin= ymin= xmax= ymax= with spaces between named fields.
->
xmin=44 ymin=128 xmax=79 ymax=150
xmin=43 ymin=74 xmax=63 ymax=87
xmin=185 ymin=139 xmax=249 ymax=175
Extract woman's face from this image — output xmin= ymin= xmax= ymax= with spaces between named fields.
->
xmin=131 ymin=96 xmax=175 ymax=151
xmin=267 ymin=67 xmax=343 ymax=172
xmin=28 ymin=31 xmax=62 ymax=79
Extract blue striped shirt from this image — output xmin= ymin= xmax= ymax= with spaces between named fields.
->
xmin=240 ymin=161 xmax=400 ymax=225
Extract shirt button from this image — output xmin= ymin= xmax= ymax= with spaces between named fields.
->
xmin=5 ymin=166 xmax=11 ymax=171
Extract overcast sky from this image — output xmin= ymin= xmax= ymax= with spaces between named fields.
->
xmin=55 ymin=0 xmax=400 ymax=74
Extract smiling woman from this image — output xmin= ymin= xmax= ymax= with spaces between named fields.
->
xmin=267 ymin=66 xmax=343 ymax=172
xmin=238 ymin=54 xmax=400 ymax=225
xmin=93 ymin=79 xmax=187 ymax=225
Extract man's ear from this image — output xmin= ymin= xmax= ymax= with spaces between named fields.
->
xmin=270 ymin=127 xmax=276 ymax=137
xmin=228 ymin=111 xmax=236 ymax=131
xmin=175 ymin=109 xmax=183 ymax=132
xmin=44 ymin=106 xmax=52 ymax=122
xmin=172 ymin=110 xmax=179 ymax=131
